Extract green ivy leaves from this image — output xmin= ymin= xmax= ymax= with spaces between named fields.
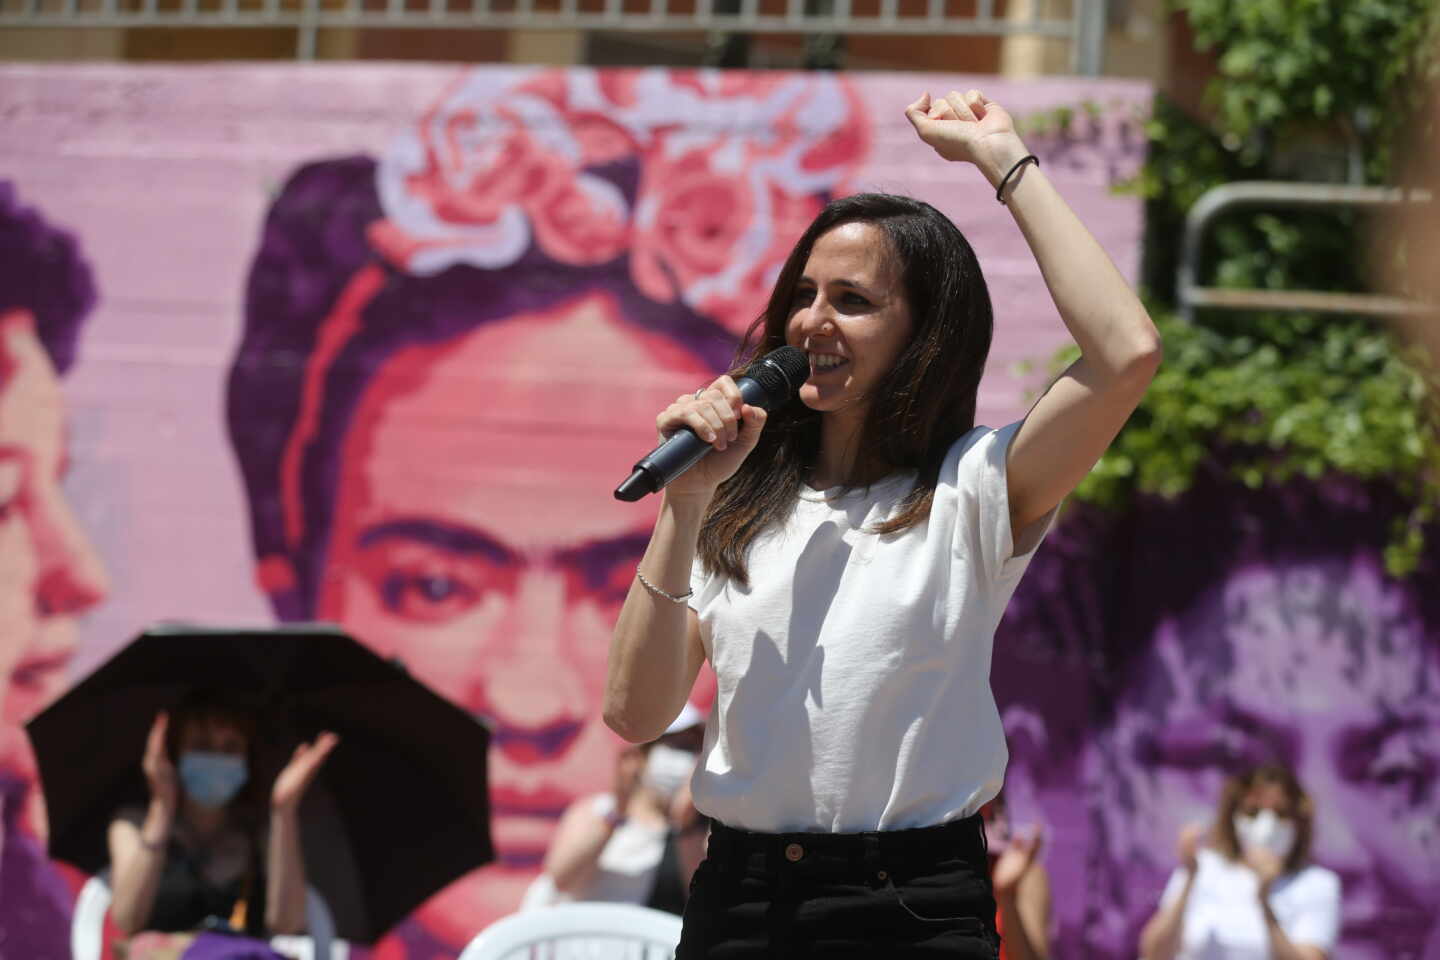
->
xmin=1034 ymin=1 xmax=1439 ymax=575
xmin=1183 ymin=0 xmax=1436 ymax=146
xmin=1065 ymin=307 xmax=1439 ymax=575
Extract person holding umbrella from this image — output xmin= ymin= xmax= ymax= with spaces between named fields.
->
xmin=30 ymin=623 xmax=495 ymax=951
xmin=104 ymin=692 xmax=337 ymax=955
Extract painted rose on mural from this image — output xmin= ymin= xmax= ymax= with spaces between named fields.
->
xmin=999 ymin=478 xmax=1440 ymax=960
xmin=369 ymin=69 xmax=865 ymax=336
xmin=0 ymin=181 xmax=110 ymax=959
xmin=226 ymin=67 xmax=868 ymax=954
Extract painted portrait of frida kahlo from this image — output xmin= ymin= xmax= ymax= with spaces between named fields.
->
xmin=226 ymin=68 xmax=869 ymax=948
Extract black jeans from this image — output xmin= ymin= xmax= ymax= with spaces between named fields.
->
xmin=676 ymin=814 xmax=999 ymax=959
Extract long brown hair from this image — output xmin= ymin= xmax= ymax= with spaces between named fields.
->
xmin=698 ymin=193 xmax=993 ymax=584
xmin=1213 ymin=763 xmax=1315 ymax=873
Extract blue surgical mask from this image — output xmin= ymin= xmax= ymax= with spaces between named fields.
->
xmin=179 ymin=751 xmax=248 ymax=808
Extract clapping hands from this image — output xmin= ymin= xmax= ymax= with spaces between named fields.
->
xmin=271 ymin=732 xmax=339 ymax=814
xmin=993 ymin=825 xmax=1044 ymax=900
xmin=1244 ymin=846 xmax=1285 ymax=895
xmin=142 ymin=712 xmax=179 ymax=812
xmin=1177 ymin=821 xmax=1208 ymax=874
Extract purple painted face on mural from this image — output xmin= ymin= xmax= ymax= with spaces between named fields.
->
xmin=1089 ymin=556 xmax=1440 ymax=960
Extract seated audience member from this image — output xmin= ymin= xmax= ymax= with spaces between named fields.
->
xmin=524 ymin=704 xmax=705 ymax=915
xmin=982 ymin=789 xmax=1052 ymax=960
xmin=1140 ymin=763 xmax=1340 ymax=960
xmin=106 ymin=694 xmax=336 ymax=959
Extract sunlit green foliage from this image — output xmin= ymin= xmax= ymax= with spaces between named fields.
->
xmin=1056 ymin=0 xmax=1440 ymax=574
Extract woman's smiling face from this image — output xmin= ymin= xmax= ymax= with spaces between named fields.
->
xmin=785 ymin=222 xmax=913 ymax=429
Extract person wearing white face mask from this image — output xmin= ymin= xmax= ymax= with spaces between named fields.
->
xmin=106 ymin=692 xmax=336 ymax=957
xmin=1140 ymin=764 xmax=1341 ymax=960
xmin=523 ymin=702 xmax=705 ymax=915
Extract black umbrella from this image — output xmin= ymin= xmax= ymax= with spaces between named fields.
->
xmin=26 ymin=622 xmax=493 ymax=943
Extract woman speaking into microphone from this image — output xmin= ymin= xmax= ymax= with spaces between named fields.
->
xmin=605 ymin=89 xmax=1161 ymax=958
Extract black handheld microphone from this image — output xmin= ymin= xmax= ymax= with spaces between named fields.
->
xmin=614 ymin=345 xmax=810 ymax=502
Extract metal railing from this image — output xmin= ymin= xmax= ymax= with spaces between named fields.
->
xmin=1178 ymin=181 xmax=1435 ymax=324
xmin=0 ymin=0 xmax=1105 ymax=69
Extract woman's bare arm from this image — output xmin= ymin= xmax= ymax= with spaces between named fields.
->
xmin=107 ymin=805 xmax=173 ymax=936
xmin=265 ymin=733 xmax=338 ymax=934
xmin=606 ymin=378 xmax=766 ymax=742
xmin=906 ymin=90 xmax=1162 ymax=536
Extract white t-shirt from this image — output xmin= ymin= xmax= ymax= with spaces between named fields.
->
xmin=520 ymin=794 xmax=668 ymax=909
xmin=688 ymin=422 xmax=1050 ymax=833
xmin=1159 ymin=848 xmax=1342 ymax=959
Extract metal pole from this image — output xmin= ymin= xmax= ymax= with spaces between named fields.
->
xmin=1073 ymin=0 xmax=1105 ymax=76
xmin=1178 ymin=181 xmax=1434 ymax=323
xmin=296 ymin=0 xmax=317 ymax=59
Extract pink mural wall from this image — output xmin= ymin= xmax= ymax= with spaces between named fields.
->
xmin=0 ymin=64 xmax=1150 ymax=959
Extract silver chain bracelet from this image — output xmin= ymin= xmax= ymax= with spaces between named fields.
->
xmin=636 ymin=570 xmax=693 ymax=604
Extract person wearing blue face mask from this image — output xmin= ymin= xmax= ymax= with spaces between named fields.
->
xmin=105 ymin=693 xmax=337 ymax=955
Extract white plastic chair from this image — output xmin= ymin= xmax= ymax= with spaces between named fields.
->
xmin=71 ymin=868 xmax=346 ymax=960
xmin=458 ymin=903 xmax=684 ymax=960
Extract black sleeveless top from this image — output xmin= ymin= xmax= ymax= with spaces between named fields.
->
xmin=643 ymin=829 xmax=686 ymax=916
xmin=147 ymin=832 xmax=269 ymax=938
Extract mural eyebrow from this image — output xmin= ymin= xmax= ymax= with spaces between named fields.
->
xmin=1218 ymin=701 xmax=1297 ymax=756
xmin=357 ymin=518 xmax=520 ymax=565
xmin=552 ymin=531 xmax=652 ymax=589
xmin=1343 ymin=713 xmax=1422 ymax=751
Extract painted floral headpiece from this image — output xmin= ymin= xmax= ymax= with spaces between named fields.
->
xmin=371 ymin=68 xmax=869 ymax=335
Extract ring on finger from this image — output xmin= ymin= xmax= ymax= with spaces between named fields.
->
xmin=694 ymin=388 xmax=704 ymax=399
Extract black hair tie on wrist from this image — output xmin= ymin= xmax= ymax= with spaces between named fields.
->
xmin=996 ymin=154 xmax=1039 ymax=205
